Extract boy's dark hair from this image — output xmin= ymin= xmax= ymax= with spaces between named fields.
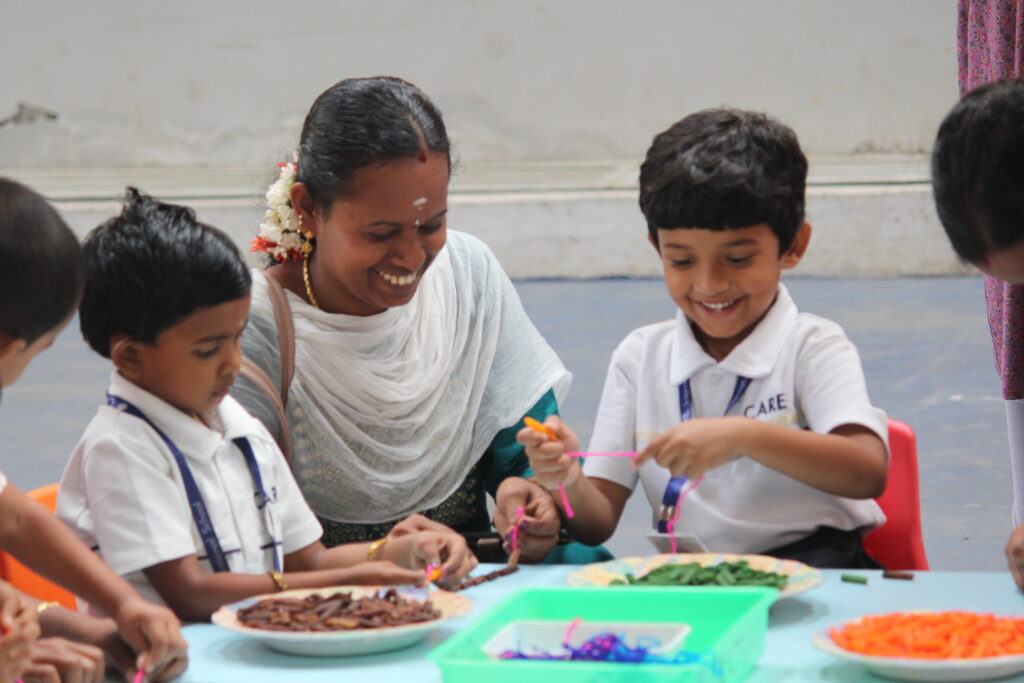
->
xmin=639 ymin=108 xmax=807 ymax=253
xmin=932 ymin=78 xmax=1024 ymax=264
xmin=297 ymin=76 xmax=450 ymax=215
xmin=80 ymin=188 xmax=251 ymax=358
xmin=0 ymin=177 xmax=84 ymax=343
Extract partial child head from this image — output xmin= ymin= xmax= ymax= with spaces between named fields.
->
xmin=288 ymin=76 xmax=452 ymax=316
xmin=638 ymin=108 xmax=811 ymax=360
xmin=0 ymin=178 xmax=83 ymax=388
xmin=80 ymin=189 xmax=251 ymax=418
xmin=932 ymin=78 xmax=1024 ymax=282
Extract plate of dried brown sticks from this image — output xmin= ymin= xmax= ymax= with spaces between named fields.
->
xmin=212 ymin=585 xmax=472 ymax=657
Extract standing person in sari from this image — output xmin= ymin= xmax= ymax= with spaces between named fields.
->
xmin=958 ymin=0 xmax=1024 ymax=523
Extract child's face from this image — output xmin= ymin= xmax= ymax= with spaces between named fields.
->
xmin=115 ymin=295 xmax=250 ymax=420
xmin=654 ymin=222 xmax=809 ymax=360
xmin=0 ymin=315 xmax=71 ymax=388
xmin=296 ymin=152 xmax=449 ymax=316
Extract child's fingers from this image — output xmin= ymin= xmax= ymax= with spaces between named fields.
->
xmin=527 ymin=442 xmax=566 ymax=461
xmin=635 ymin=427 xmax=677 ymax=469
xmin=516 ymin=426 xmax=551 ymax=447
xmin=530 ymin=453 xmax=570 ymax=474
xmin=522 ymin=417 xmax=556 ymax=442
xmin=32 ymin=637 xmax=106 ymax=683
xmin=531 ymin=459 xmax=579 ymax=490
xmin=102 ymin=634 xmax=140 ymax=683
xmin=542 ymin=415 xmax=573 ymax=441
xmin=152 ymin=651 xmax=189 ymax=682
xmin=633 ymin=442 xmax=658 ymax=469
xmin=134 ymin=616 xmax=186 ymax=682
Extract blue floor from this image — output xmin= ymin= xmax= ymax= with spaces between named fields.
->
xmin=0 ymin=276 xmax=1008 ymax=572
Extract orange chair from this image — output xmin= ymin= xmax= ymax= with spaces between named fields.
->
xmin=0 ymin=483 xmax=78 ymax=609
xmin=862 ymin=419 xmax=930 ymax=570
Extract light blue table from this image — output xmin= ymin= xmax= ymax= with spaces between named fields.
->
xmin=176 ymin=565 xmax=1024 ymax=682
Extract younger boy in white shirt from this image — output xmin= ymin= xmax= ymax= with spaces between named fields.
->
xmin=520 ymin=108 xmax=889 ymax=568
xmin=59 ymin=189 xmax=475 ymax=622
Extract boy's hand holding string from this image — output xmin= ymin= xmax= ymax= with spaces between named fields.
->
xmin=633 ymin=417 xmax=888 ymax=499
xmin=516 ymin=416 xmax=630 ymax=547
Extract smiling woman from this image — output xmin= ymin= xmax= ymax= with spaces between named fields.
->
xmin=233 ymin=77 xmax=602 ymax=565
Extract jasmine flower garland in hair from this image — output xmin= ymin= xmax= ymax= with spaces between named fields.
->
xmin=251 ymin=159 xmax=312 ymax=262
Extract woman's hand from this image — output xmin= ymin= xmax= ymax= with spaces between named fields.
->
xmin=384 ymin=531 xmax=477 ymax=587
xmin=517 ymin=416 xmax=583 ymax=491
xmin=20 ymin=637 xmax=104 ymax=683
xmin=633 ymin=416 xmax=747 ymax=479
xmin=387 ymin=513 xmax=452 ymax=538
xmin=494 ymin=478 xmax=561 ymax=563
xmin=111 ymin=597 xmax=188 ymax=682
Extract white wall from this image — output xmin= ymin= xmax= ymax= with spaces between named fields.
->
xmin=1 ymin=0 xmax=957 ymax=168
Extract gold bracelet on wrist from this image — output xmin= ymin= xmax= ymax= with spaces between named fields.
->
xmin=36 ymin=600 xmax=60 ymax=614
xmin=268 ymin=570 xmax=288 ymax=592
xmin=366 ymin=535 xmax=390 ymax=562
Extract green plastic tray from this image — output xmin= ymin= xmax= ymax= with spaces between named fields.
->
xmin=430 ymin=585 xmax=775 ymax=683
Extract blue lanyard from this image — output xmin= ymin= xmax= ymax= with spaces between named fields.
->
xmin=656 ymin=376 xmax=751 ymax=532
xmin=106 ymin=394 xmax=281 ymax=572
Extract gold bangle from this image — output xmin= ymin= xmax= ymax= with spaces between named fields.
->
xmin=36 ymin=600 xmax=60 ymax=614
xmin=268 ymin=570 xmax=288 ymax=592
xmin=366 ymin=536 xmax=390 ymax=562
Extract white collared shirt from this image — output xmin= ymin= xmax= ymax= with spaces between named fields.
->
xmin=584 ymin=284 xmax=887 ymax=554
xmin=57 ymin=372 xmax=323 ymax=608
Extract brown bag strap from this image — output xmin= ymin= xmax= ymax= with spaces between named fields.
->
xmin=237 ymin=268 xmax=297 ymax=464
xmin=262 ymin=268 xmax=295 ymax=406
xmin=238 ymin=357 xmax=293 ymax=464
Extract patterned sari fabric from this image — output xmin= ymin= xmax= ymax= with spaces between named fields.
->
xmin=957 ymin=0 xmax=1024 ymax=399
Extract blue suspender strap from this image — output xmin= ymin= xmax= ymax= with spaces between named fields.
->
xmin=232 ymin=437 xmax=281 ymax=572
xmin=657 ymin=376 xmax=752 ymax=532
xmin=106 ymin=393 xmax=232 ymax=573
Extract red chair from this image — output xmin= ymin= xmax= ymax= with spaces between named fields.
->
xmin=0 ymin=483 xmax=78 ymax=609
xmin=862 ymin=419 xmax=929 ymax=570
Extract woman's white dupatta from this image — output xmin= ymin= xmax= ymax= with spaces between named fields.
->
xmin=248 ymin=231 xmax=570 ymax=523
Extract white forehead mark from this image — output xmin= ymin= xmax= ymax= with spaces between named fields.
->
xmin=414 ymin=218 xmax=422 ymax=226
xmin=412 ymin=197 xmax=427 ymax=208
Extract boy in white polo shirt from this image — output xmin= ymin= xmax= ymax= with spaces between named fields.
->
xmin=59 ymin=190 xmax=475 ymax=622
xmin=520 ymin=108 xmax=889 ymax=568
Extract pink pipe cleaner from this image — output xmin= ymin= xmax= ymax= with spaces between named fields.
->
xmin=559 ymin=483 xmax=575 ymax=518
xmin=510 ymin=506 xmax=525 ymax=553
xmin=563 ymin=617 xmax=583 ymax=646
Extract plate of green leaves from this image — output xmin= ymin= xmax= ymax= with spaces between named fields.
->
xmin=567 ymin=553 xmax=822 ymax=598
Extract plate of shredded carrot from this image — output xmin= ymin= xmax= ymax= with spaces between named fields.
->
xmin=813 ymin=610 xmax=1024 ymax=681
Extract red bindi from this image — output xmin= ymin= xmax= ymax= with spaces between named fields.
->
xmin=418 ymin=151 xmax=427 ymax=163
